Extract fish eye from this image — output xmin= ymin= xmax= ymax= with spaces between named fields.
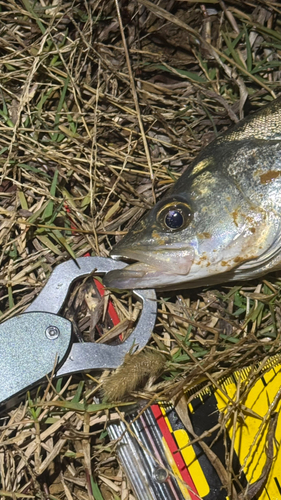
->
xmin=157 ymin=202 xmax=193 ymax=231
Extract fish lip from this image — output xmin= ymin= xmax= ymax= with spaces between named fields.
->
xmin=108 ymin=244 xmax=196 ymax=282
xmin=110 ymin=244 xmax=194 ymax=261
xmin=109 ymin=248 xmax=142 ymax=262
xmin=109 ymin=247 xmax=188 ymax=271
xmin=103 ymin=263 xmax=165 ymax=289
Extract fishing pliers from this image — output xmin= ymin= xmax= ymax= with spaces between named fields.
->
xmin=0 ymin=257 xmax=157 ymax=407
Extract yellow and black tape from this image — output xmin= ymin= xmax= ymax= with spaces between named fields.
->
xmin=156 ymin=355 xmax=281 ymax=499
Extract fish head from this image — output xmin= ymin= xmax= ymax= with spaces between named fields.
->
xmin=104 ymin=155 xmax=277 ymax=289
xmin=109 ymin=194 xmax=196 ymax=282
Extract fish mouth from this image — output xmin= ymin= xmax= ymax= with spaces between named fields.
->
xmin=103 ymin=246 xmax=195 ymax=289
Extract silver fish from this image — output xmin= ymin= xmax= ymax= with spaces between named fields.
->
xmin=104 ymin=97 xmax=281 ymax=289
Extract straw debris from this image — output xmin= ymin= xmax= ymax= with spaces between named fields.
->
xmin=1 ymin=0 xmax=281 ymax=498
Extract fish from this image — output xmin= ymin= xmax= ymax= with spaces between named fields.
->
xmin=103 ymin=97 xmax=281 ymax=290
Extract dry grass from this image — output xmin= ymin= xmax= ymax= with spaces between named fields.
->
xmin=1 ymin=0 xmax=281 ymax=499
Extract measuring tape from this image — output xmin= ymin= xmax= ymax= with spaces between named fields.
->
xmin=93 ymin=275 xmax=280 ymax=499
xmin=109 ymin=355 xmax=281 ymax=500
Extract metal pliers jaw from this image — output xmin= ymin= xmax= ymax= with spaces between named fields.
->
xmin=0 ymin=257 xmax=157 ymax=406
